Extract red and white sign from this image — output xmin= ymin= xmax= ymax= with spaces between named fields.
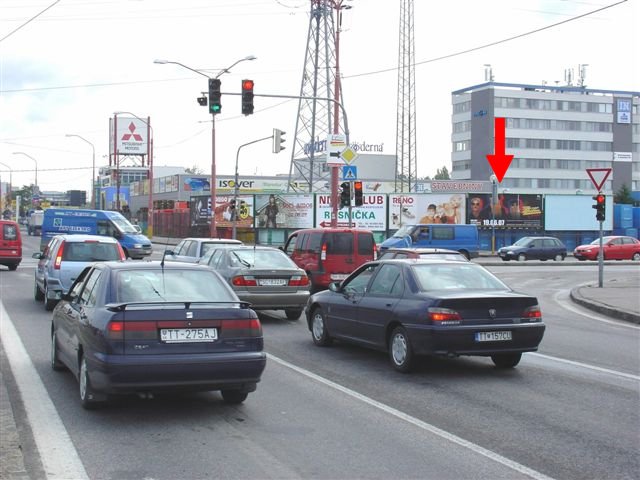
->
xmin=586 ymin=168 xmax=612 ymax=192
xmin=111 ymin=116 xmax=149 ymax=155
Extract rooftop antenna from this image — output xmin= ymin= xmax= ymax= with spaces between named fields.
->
xmin=564 ymin=68 xmax=574 ymax=86
xmin=578 ymin=64 xmax=588 ymax=88
xmin=484 ymin=64 xmax=494 ymax=82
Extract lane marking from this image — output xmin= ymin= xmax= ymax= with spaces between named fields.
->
xmin=553 ymin=289 xmax=640 ymax=329
xmin=530 ymin=353 xmax=640 ymax=381
xmin=267 ymin=353 xmax=555 ymax=480
xmin=0 ymin=302 xmax=88 ymax=480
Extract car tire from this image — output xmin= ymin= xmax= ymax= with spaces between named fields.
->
xmin=221 ymin=390 xmax=248 ymax=404
xmin=554 ymin=254 xmax=564 ymax=261
xmin=51 ymin=330 xmax=65 ymax=371
xmin=285 ymin=308 xmax=303 ymax=320
xmin=491 ymin=353 xmax=522 ymax=368
xmin=517 ymin=254 xmax=526 ymax=262
xmin=79 ymin=355 xmax=101 ymax=410
xmin=8 ymin=264 xmax=18 ymax=271
xmin=632 ymin=253 xmax=640 ymax=261
xmin=311 ymin=307 xmax=332 ymax=346
xmin=34 ymin=282 xmax=44 ymax=301
xmin=501 ymin=258 xmax=510 ymax=262
xmin=389 ymin=326 xmax=414 ymax=373
xmin=44 ymin=284 xmax=56 ymax=311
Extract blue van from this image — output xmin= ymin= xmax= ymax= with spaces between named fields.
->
xmin=380 ymin=224 xmax=480 ymax=259
xmin=40 ymin=209 xmax=153 ymax=259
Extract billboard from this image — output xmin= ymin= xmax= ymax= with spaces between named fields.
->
xmin=254 ymin=194 xmax=314 ymax=229
xmin=189 ymin=194 xmax=254 ymax=228
xmin=388 ymin=193 xmax=466 ymax=229
xmin=467 ymin=193 xmax=542 ymax=229
xmin=316 ymin=193 xmax=387 ymax=230
xmin=544 ymin=195 xmax=613 ymax=231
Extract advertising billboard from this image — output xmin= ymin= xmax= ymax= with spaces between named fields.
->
xmin=544 ymin=195 xmax=613 ymax=231
xmin=189 ymin=194 xmax=254 ymax=228
xmin=315 ymin=193 xmax=387 ymax=230
xmin=254 ymin=194 xmax=314 ymax=229
xmin=388 ymin=193 xmax=466 ymax=229
xmin=467 ymin=193 xmax=542 ymax=229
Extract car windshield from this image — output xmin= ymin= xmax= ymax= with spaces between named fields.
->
xmin=412 ymin=263 xmax=509 ymax=291
xmin=116 ymin=269 xmax=235 ymax=303
xmin=590 ymin=237 xmax=612 ymax=245
xmin=107 ymin=212 xmax=138 ymax=234
xmin=231 ymin=249 xmax=296 ymax=269
xmin=392 ymin=225 xmax=414 ymax=238
xmin=512 ymin=237 xmax=532 ymax=246
xmin=63 ymin=241 xmax=121 ymax=261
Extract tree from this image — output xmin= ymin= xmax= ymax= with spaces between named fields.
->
xmin=184 ymin=165 xmax=204 ymax=175
xmin=434 ymin=166 xmax=450 ymax=180
xmin=613 ymin=183 xmax=635 ymax=206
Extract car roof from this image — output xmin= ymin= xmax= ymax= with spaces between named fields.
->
xmin=226 ymin=245 xmax=282 ymax=251
xmin=383 ymin=247 xmax=460 ymax=254
xmin=180 ymin=237 xmax=243 ymax=243
xmin=291 ymin=228 xmax=373 ymax=234
xmin=52 ymin=234 xmax=119 ymax=243
xmin=98 ymin=260 xmax=212 ymax=271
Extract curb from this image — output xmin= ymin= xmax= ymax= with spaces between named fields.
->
xmin=569 ymin=287 xmax=640 ymax=325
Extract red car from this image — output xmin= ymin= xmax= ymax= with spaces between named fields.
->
xmin=573 ymin=236 xmax=640 ymax=261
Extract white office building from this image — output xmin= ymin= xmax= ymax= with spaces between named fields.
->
xmin=451 ymin=82 xmax=639 ymax=194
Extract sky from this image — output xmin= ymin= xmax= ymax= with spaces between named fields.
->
xmin=0 ymin=0 xmax=638 ymax=196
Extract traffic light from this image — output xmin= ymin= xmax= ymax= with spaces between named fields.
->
xmin=592 ymin=193 xmax=606 ymax=221
xmin=340 ymin=182 xmax=351 ymax=208
xmin=208 ymin=78 xmax=221 ymax=114
xmin=273 ymin=128 xmax=286 ymax=153
xmin=353 ymin=181 xmax=363 ymax=206
xmin=241 ymin=79 xmax=254 ymax=115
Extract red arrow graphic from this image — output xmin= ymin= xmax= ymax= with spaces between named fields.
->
xmin=486 ymin=117 xmax=513 ymax=183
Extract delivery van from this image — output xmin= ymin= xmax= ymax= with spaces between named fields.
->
xmin=0 ymin=219 xmax=22 ymax=271
xmin=40 ymin=208 xmax=153 ymax=259
xmin=379 ymin=224 xmax=479 ymax=259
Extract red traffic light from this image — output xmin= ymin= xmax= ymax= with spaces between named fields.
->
xmin=596 ymin=194 xmax=605 ymax=205
xmin=242 ymin=79 xmax=254 ymax=91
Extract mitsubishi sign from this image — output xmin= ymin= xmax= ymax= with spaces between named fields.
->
xmin=110 ymin=116 xmax=149 ymax=155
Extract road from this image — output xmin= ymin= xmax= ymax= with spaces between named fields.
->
xmin=1 ymin=235 xmax=638 ymax=480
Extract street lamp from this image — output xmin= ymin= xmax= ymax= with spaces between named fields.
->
xmin=66 ymin=134 xmax=96 ymax=208
xmin=12 ymin=152 xmax=38 ymax=192
xmin=0 ymin=161 xmax=12 ymax=218
xmin=113 ymin=112 xmax=154 ymax=236
xmin=154 ymin=55 xmax=256 ymax=237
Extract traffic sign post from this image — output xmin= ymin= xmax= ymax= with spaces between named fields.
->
xmin=586 ymin=169 xmax=611 ymax=288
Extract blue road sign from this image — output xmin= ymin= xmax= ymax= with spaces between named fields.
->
xmin=342 ymin=165 xmax=357 ymax=181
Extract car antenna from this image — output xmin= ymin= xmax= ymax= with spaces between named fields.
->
xmin=160 ymin=235 xmax=170 ymax=269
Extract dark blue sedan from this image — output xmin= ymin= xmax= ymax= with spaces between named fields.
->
xmin=51 ymin=261 xmax=266 ymax=409
xmin=305 ymin=259 xmax=545 ymax=372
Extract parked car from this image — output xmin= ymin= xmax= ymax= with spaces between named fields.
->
xmin=0 ymin=219 xmax=22 ymax=271
xmin=282 ymin=228 xmax=377 ymax=292
xmin=164 ymin=237 xmax=243 ymax=264
xmin=33 ymin=234 xmax=126 ymax=310
xmin=498 ymin=236 xmax=567 ymax=261
xmin=51 ymin=261 xmax=267 ymax=409
xmin=305 ymin=259 xmax=546 ymax=372
xmin=574 ymin=236 xmax=640 ymax=261
xmin=378 ymin=247 xmax=469 ymax=261
xmin=380 ymin=224 xmax=480 ymax=259
xmin=201 ymin=245 xmax=310 ymax=320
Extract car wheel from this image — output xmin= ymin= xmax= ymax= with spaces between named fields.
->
xmin=311 ymin=307 xmax=332 ymax=346
xmin=501 ymin=258 xmax=510 ymax=262
xmin=79 ymin=355 xmax=100 ymax=410
xmin=517 ymin=254 xmax=526 ymax=262
xmin=221 ymin=390 xmax=249 ymax=404
xmin=285 ymin=308 xmax=303 ymax=320
xmin=554 ymin=254 xmax=564 ymax=261
xmin=8 ymin=264 xmax=18 ymax=271
xmin=44 ymin=284 xmax=56 ymax=311
xmin=491 ymin=353 xmax=522 ymax=368
xmin=34 ymin=282 xmax=44 ymax=301
xmin=632 ymin=253 xmax=640 ymax=261
xmin=51 ymin=330 xmax=65 ymax=371
xmin=389 ymin=326 xmax=414 ymax=373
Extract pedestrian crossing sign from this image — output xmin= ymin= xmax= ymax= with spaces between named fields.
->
xmin=342 ymin=165 xmax=357 ymax=181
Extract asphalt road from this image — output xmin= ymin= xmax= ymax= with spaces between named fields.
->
xmin=1 ymin=235 xmax=639 ymax=480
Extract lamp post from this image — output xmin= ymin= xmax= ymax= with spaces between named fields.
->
xmin=0 ymin=161 xmax=12 ymax=219
xmin=154 ymin=55 xmax=256 ymax=238
xmin=65 ymin=134 xmax=96 ymax=208
xmin=490 ymin=174 xmax=498 ymax=254
xmin=113 ymin=112 xmax=154 ymax=236
xmin=12 ymin=152 xmax=38 ymax=193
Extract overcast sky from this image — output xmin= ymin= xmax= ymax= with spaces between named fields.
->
xmin=1 ymin=0 xmax=638 ymax=194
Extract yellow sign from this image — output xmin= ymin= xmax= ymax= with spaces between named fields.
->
xmin=341 ymin=147 xmax=358 ymax=165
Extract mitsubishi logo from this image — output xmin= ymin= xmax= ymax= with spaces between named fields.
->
xmin=186 ymin=312 xmax=193 ymax=319
xmin=488 ymin=309 xmax=497 ymax=318
xmin=121 ymin=122 xmax=143 ymax=141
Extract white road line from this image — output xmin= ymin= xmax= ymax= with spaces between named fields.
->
xmin=553 ymin=289 xmax=640 ymax=329
xmin=0 ymin=302 xmax=88 ymax=480
xmin=267 ymin=353 xmax=556 ymax=480
xmin=530 ymin=353 xmax=640 ymax=381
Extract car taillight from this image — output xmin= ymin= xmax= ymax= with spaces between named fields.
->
xmin=522 ymin=305 xmax=542 ymax=321
xmin=321 ymin=243 xmax=327 ymax=261
xmin=107 ymin=321 xmax=157 ymax=340
xmin=220 ymin=318 xmax=262 ymax=338
xmin=428 ymin=307 xmax=462 ymax=325
xmin=289 ymin=275 xmax=309 ymax=287
xmin=232 ymin=275 xmax=258 ymax=287
xmin=54 ymin=241 xmax=65 ymax=269
xmin=373 ymin=245 xmax=378 ymax=260
xmin=116 ymin=243 xmax=126 ymax=260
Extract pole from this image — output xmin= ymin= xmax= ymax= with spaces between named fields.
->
xmin=597 ymin=217 xmax=604 ymax=288
xmin=147 ymin=117 xmax=153 ymax=236
xmin=232 ymin=135 xmax=273 ymax=239
xmin=491 ymin=176 xmax=498 ymax=254
xmin=211 ymin=114 xmax=217 ymax=237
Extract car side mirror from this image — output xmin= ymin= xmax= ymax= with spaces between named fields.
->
xmin=165 ymin=250 xmax=175 ymax=256
xmin=328 ymin=282 xmax=339 ymax=292
xmin=32 ymin=252 xmax=42 ymax=259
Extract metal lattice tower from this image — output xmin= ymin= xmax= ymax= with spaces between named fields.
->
xmin=287 ymin=0 xmax=346 ymax=193
xmin=395 ymin=0 xmax=417 ymax=192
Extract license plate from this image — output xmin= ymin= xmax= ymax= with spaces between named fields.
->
xmin=258 ymin=279 xmax=287 ymax=286
xmin=160 ymin=328 xmax=218 ymax=343
xmin=475 ymin=331 xmax=512 ymax=342
xmin=330 ymin=274 xmax=348 ymax=280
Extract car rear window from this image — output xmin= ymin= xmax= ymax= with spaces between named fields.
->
xmin=357 ymin=233 xmax=374 ymax=255
xmin=325 ymin=233 xmax=353 ymax=255
xmin=2 ymin=223 xmax=18 ymax=241
xmin=230 ymin=249 xmax=296 ymax=268
xmin=62 ymin=242 xmax=121 ymax=262
xmin=412 ymin=263 xmax=508 ymax=291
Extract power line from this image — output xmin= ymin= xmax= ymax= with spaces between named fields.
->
xmin=0 ymin=0 xmax=61 ymax=43
xmin=345 ymin=0 xmax=628 ymax=79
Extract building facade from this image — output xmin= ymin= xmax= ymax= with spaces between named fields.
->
xmin=451 ymin=82 xmax=639 ymax=194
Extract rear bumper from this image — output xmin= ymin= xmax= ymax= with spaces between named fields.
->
xmin=407 ymin=323 xmax=546 ymax=357
xmin=88 ymin=351 xmax=267 ymax=394
xmin=126 ymin=246 xmax=152 ymax=258
xmin=236 ymin=291 xmax=310 ymax=310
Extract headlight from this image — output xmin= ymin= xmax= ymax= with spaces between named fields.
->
xmin=133 ymin=243 xmax=142 ymax=248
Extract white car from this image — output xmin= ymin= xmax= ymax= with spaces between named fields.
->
xmin=163 ymin=237 xmax=243 ymax=264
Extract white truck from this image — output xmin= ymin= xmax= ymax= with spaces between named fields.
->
xmin=28 ymin=210 xmax=44 ymax=236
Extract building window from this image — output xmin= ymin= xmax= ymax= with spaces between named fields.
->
xmin=454 ymin=140 xmax=469 ymax=152
xmin=453 ymin=101 xmax=470 ymax=113
xmin=506 ymin=138 xmax=521 ymax=148
xmin=525 ymin=138 xmax=551 ymax=149
xmin=453 ymin=120 xmax=470 ymax=133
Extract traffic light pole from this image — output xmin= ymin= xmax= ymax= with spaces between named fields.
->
xmin=348 ymin=181 xmax=353 ymax=228
xmin=598 ymin=219 xmax=604 ymax=288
